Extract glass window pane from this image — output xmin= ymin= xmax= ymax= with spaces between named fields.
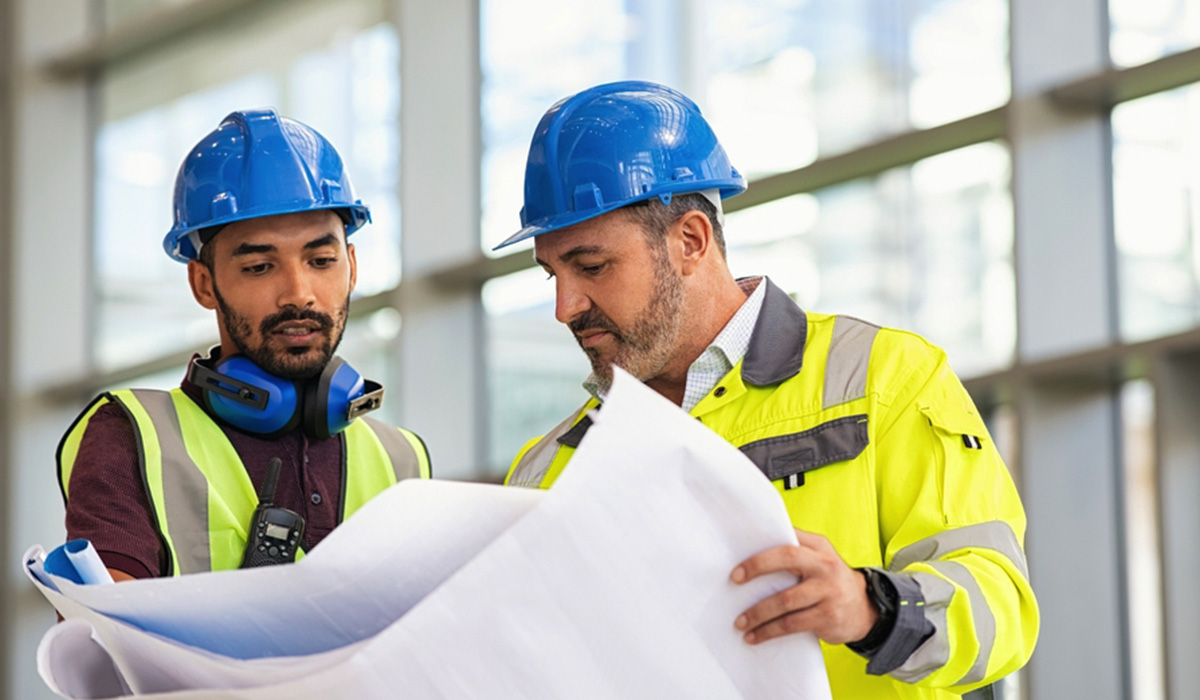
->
xmin=479 ymin=0 xmax=1009 ymax=252
xmin=1112 ymin=85 xmax=1200 ymax=342
xmin=704 ymin=0 xmax=1010 ymax=179
xmin=725 ymin=141 xmax=1014 ymax=376
xmin=94 ymin=0 xmax=399 ymax=371
xmin=1111 ymin=0 xmax=1200 ymax=68
xmin=484 ymin=268 xmax=593 ymax=477
xmin=479 ymin=0 xmax=641 ymax=253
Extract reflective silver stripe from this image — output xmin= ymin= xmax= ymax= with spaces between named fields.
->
xmin=931 ymin=560 xmax=997 ymax=685
xmin=891 ymin=571 xmax=954 ymax=682
xmin=507 ymin=410 xmax=581 ymax=488
xmin=130 ymin=389 xmax=211 ymax=575
xmin=823 ymin=316 xmax=879 ymax=409
xmin=362 ymin=417 xmax=422 ymax=481
xmin=890 ymin=521 xmax=1029 ymax=580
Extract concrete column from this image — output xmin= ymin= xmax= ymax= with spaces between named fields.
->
xmin=0 ymin=1 xmax=16 ymax=695
xmin=1017 ymin=383 xmax=1127 ymax=700
xmin=1011 ymin=1 xmax=1115 ymax=360
xmin=1009 ymin=0 xmax=1127 ymax=698
xmin=394 ymin=0 xmax=486 ymax=480
xmin=1152 ymin=353 xmax=1200 ymax=700
xmin=6 ymin=2 xmax=94 ymax=699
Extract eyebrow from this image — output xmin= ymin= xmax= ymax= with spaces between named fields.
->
xmin=534 ymin=244 xmax=606 ymax=268
xmin=304 ymin=233 xmax=340 ymax=250
xmin=231 ymin=242 xmax=275 ymax=257
xmin=229 ymin=233 xmax=340 ymax=257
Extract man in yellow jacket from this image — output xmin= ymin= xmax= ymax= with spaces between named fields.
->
xmin=495 ymin=81 xmax=1037 ymax=699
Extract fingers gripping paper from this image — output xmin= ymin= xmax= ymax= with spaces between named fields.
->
xmin=28 ymin=369 xmax=833 ymax=699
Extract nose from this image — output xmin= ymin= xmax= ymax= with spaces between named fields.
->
xmin=277 ymin=261 xmax=317 ymax=309
xmin=554 ymin=275 xmax=591 ymax=325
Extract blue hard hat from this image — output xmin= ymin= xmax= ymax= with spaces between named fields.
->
xmin=494 ymin=80 xmax=746 ymax=250
xmin=163 ymin=109 xmax=371 ymax=263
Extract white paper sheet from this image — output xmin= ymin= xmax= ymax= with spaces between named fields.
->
xmin=29 ymin=368 xmax=833 ymax=700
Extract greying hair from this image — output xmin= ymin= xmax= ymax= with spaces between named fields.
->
xmin=620 ymin=193 xmax=726 ymax=258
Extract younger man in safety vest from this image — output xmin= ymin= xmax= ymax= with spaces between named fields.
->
xmin=59 ymin=109 xmax=429 ymax=579
xmin=499 ymin=81 xmax=1037 ymax=700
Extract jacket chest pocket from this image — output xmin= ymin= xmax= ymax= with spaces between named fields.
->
xmin=738 ymin=414 xmax=869 ymax=488
xmin=738 ymin=415 xmax=877 ymax=563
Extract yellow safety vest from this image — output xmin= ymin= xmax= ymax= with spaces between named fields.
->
xmin=506 ymin=280 xmax=1038 ymax=700
xmin=59 ymin=387 xmax=430 ymax=575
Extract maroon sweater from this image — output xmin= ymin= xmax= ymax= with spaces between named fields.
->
xmin=63 ymin=375 xmax=344 ymax=578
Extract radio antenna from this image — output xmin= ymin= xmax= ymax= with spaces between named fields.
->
xmin=259 ymin=457 xmax=282 ymax=506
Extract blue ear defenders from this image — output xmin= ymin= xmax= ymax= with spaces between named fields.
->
xmin=186 ymin=349 xmax=384 ymax=440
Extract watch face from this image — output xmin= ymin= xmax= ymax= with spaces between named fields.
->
xmin=863 ymin=569 xmax=895 ymax=615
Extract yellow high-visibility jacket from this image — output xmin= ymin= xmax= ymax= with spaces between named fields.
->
xmin=59 ymin=388 xmax=431 ymax=575
xmin=506 ymin=280 xmax=1038 ymax=699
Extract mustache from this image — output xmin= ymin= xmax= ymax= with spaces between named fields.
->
xmin=260 ymin=307 xmax=334 ymax=336
xmin=568 ymin=308 xmax=622 ymax=339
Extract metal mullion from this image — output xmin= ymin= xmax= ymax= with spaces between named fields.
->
xmin=44 ymin=0 xmax=284 ymax=79
xmin=1051 ymin=45 xmax=1200 ymax=109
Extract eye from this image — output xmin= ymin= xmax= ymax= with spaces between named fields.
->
xmin=311 ymin=256 xmax=337 ymax=268
xmin=581 ymin=262 xmax=605 ymax=275
xmin=242 ymin=263 xmax=271 ymax=274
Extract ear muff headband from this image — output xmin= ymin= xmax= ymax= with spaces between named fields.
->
xmin=187 ymin=350 xmax=383 ymax=439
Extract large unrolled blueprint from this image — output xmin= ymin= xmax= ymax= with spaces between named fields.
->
xmin=27 ymin=368 xmax=833 ymax=700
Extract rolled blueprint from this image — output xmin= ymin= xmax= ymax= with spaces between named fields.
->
xmin=43 ymin=540 xmax=114 ymax=586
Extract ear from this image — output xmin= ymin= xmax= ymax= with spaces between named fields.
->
xmin=346 ymin=242 xmax=358 ymax=293
xmin=672 ymin=209 xmax=714 ymax=276
xmin=188 ymin=259 xmax=219 ymax=310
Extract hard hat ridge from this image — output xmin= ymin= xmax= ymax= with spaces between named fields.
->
xmin=163 ymin=108 xmax=371 ymax=263
xmin=495 ymin=80 xmax=746 ymax=250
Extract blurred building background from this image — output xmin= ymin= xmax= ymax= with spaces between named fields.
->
xmin=2 ymin=0 xmax=1200 ymax=698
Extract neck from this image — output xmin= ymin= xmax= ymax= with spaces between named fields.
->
xmin=646 ymin=272 xmax=750 ymax=406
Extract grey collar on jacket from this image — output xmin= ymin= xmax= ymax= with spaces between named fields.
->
xmin=558 ymin=277 xmax=808 ymax=449
xmin=741 ymin=277 xmax=807 ymax=387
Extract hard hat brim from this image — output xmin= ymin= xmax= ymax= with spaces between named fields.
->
xmin=493 ymin=181 xmax=746 ymax=251
xmin=164 ymin=202 xmax=371 ymax=263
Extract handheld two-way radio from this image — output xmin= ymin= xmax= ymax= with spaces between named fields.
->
xmin=240 ymin=457 xmax=306 ymax=569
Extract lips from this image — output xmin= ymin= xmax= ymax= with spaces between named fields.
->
xmin=270 ymin=321 xmax=324 ymax=345
xmin=578 ymin=330 xmax=612 ymax=348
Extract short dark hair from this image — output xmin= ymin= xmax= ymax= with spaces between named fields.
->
xmin=619 ymin=192 xmax=726 ymax=258
xmin=197 ymin=226 xmax=220 ymax=271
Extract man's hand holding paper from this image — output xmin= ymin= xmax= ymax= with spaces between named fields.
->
xmin=732 ymin=529 xmax=879 ymax=645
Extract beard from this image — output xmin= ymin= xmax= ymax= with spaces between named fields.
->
xmin=570 ymin=249 xmax=685 ymax=385
xmin=213 ymin=283 xmax=349 ymax=380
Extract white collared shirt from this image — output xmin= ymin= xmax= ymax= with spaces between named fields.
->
xmin=583 ymin=276 xmax=767 ymax=412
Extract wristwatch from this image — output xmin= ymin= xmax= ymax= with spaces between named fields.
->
xmin=848 ymin=567 xmax=898 ymax=654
